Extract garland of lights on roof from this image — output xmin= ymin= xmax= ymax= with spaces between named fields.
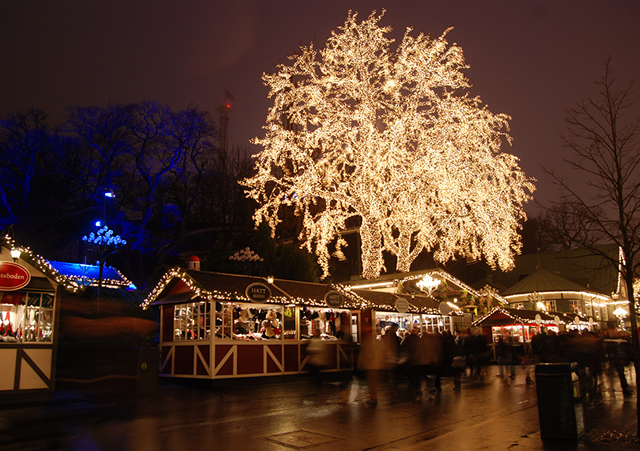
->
xmin=142 ymin=268 xmax=366 ymax=310
xmin=342 ymin=270 xmax=508 ymax=307
xmin=64 ymin=273 xmax=132 ymax=288
xmin=472 ymin=306 xmax=559 ymax=326
xmin=2 ymin=235 xmax=80 ymax=292
xmin=55 ymin=263 xmax=133 ymax=288
xmin=504 ymin=290 xmax=610 ymax=307
xmin=334 ymin=283 xmax=443 ymax=314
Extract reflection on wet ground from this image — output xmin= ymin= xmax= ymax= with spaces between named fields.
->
xmin=1 ymin=364 xmax=635 ymax=450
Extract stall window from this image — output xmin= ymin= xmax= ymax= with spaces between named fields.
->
xmin=375 ymin=312 xmax=413 ymax=337
xmin=540 ymin=300 xmax=556 ymax=312
xmin=0 ymin=297 xmax=22 ymax=342
xmin=214 ymin=303 xmax=283 ymax=340
xmin=421 ymin=315 xmax=452 ymax=334
xmin=300 ymin=307 xmax=351 ymax=341
xmin=594 ymin=307 xmax=602 ymax=321
xmin=374 ymin=312 xmax=451 ymax=338
xmin=569 ymin=300 xmax=582 ymax=314
xmin=1 ymin=292 xmax=54 ymax=343
xmin=174 ymin=301 xmax=210 ymax=341
xmin=23 ymin=293 xmax=54 ymax=342
xmin=493 ymin=325 xmax=525 ymax=343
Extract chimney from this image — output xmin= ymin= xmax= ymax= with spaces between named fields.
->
xmin=188 ymin=255 xmax=201 ymax=271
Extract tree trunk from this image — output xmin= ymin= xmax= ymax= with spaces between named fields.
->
xmin=394 ymin=232 xmax=424 ymax=273
xmin=359 ymin=219 xmax=384 ymax=279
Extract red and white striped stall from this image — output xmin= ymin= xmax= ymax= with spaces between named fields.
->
xmin=143 ymin=267 xmax=362 ymax=381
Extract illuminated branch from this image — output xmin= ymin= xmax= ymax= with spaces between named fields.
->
xmin=243 ymin=10 xmax=535 ymax=279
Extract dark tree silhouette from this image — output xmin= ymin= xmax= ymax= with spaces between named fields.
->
xmin=544 ymin=59 xmax=640 ymax=433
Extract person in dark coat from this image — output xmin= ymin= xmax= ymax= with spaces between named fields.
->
xmin=610 ymin=337 xmax=634 ymax=396
xmin=382 ymin=323 xmax=401 ymax=392
xmin=400 ymin=327 xmax=421 ymax=398
xmin=531 ymin=329 xmax=549 ymax=363
xmin=495 ymin=336 xmax=510 ymax=384
xmin=469 ymin=330 xmax=488 ymax=380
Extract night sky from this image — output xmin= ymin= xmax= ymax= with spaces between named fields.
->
xmin=2 ymin=0 xmax=639 ymax=213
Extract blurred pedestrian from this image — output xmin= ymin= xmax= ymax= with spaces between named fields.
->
xmin=420 ymin=331 xmax=443 ymax=395
xmin=306 ymin=328 xmax=327 ymax=385
xmin=531 ymin=328 xmax=548 ymax=364
xmin=358 ymin=333 xmax=385 ymax=405
xmin=610 ymin=337 xmax=634 ymax=396
xmin=469 ymin=329 xmax=487 ymax=381
xmin=382 ymin=323 xmax=401 ymax=392
xmin=400 ymin=327 xmax=421 ymax=399
xmin=452 ymin=329 xmax=469 ymax=391
xmin=495 ymin=336 xmax=510 ymax=384
xmin=506 ymin=331 xmax=521 ymax=381
xmin=338 ymin=338 xmax=356 ymax=404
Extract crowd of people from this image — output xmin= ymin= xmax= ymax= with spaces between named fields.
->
xmin=526 ymin=327 xmax=635 ymax=397
xmin=306 ymin=323 xmax=637 ymax=405
xmin=356 ymin=325 xmax=485 ymax=403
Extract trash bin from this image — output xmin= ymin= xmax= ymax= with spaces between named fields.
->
xmin=535 ymin=362 xmax=585 ymax=440
xmin=136 ymin=347 xmax=159 ymax=395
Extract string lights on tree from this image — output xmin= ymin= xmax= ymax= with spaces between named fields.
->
xmin=242 ymin=10 xmax=535 ymax=279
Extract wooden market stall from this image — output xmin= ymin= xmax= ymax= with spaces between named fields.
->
xmin=473 ymin=307 xmax=557 ymax=342
xmin=473 ymin=306 xmax=592 ymax=360
xmin=340 ymin=288 xmax=460 ymax=339
xmin=339 ymin=268 xmax=507 ymax=337
xmin=142 ymin=266 xmax=363 ymax=381
xmin=0 ymin=238 xmax=73 ymax=401
xmin=473 ymin=307 xmax=591 ymax=343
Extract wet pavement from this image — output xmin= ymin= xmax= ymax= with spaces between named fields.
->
xmin=1 ymin=364 xmax=637 ymax=451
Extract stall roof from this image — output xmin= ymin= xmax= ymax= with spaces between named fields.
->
xmin=143 ymin=267 xmax=483 ymax=313
xmin=472 ymin=307 xmax=558 ymax=327
xmin=47 ymin=261 xmax=135 ymax=290
xmin=494 ymin=245 xmax=620 ymax=297
xmin=344 ymin=288 xmax=447 ymax=314
xmin=2 ymin=237 xmax=76 ymax=292
xmin=3 ymin=236 xmax=138 ymax=293
xmin=142 ymin=268 xmax=366 ymax=310
xmin=340 ymin=268 xmax=507 ymax=306
xmin=501 ymin=268 xmax=606 ymax=298
xmin=269 ymin=278 xmax=339 ymax=303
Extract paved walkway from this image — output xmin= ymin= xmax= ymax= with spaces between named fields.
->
xmin=0 ymin=363 xmax=637 ymax=450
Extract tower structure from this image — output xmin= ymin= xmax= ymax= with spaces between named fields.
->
xmin=216 ymin=90 xmax=234 ymax=153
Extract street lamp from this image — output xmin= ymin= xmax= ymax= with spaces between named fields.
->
xmin=10 ymin=249 xmax=21 ymax=263
xmin=83 ymin=226 xmax=126 ymax=300
xmin=613 ymin=307 xmax=628 ymax=330
xmin=101 ymin=190 xmax=115 ymax=226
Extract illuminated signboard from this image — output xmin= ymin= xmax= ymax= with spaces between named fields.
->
xmin=0 ymin=262 xmax=31 ymax=291
xmin=245 ymin=283 xmax=271 ymax=302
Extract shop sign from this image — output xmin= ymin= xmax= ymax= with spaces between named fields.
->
xmin=245 ymin=282 xmax=271 ymax=302
xmin=324 ymin=290 xmax=344 ymax=308
xmin=395 ymin=297 xmax=409 ymax=313
xmin=0 ymin=262 xmax=30 ymax=291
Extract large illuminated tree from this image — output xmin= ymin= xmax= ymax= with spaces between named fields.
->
xmin=243 ymin=11 xmax=535 ymax=279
